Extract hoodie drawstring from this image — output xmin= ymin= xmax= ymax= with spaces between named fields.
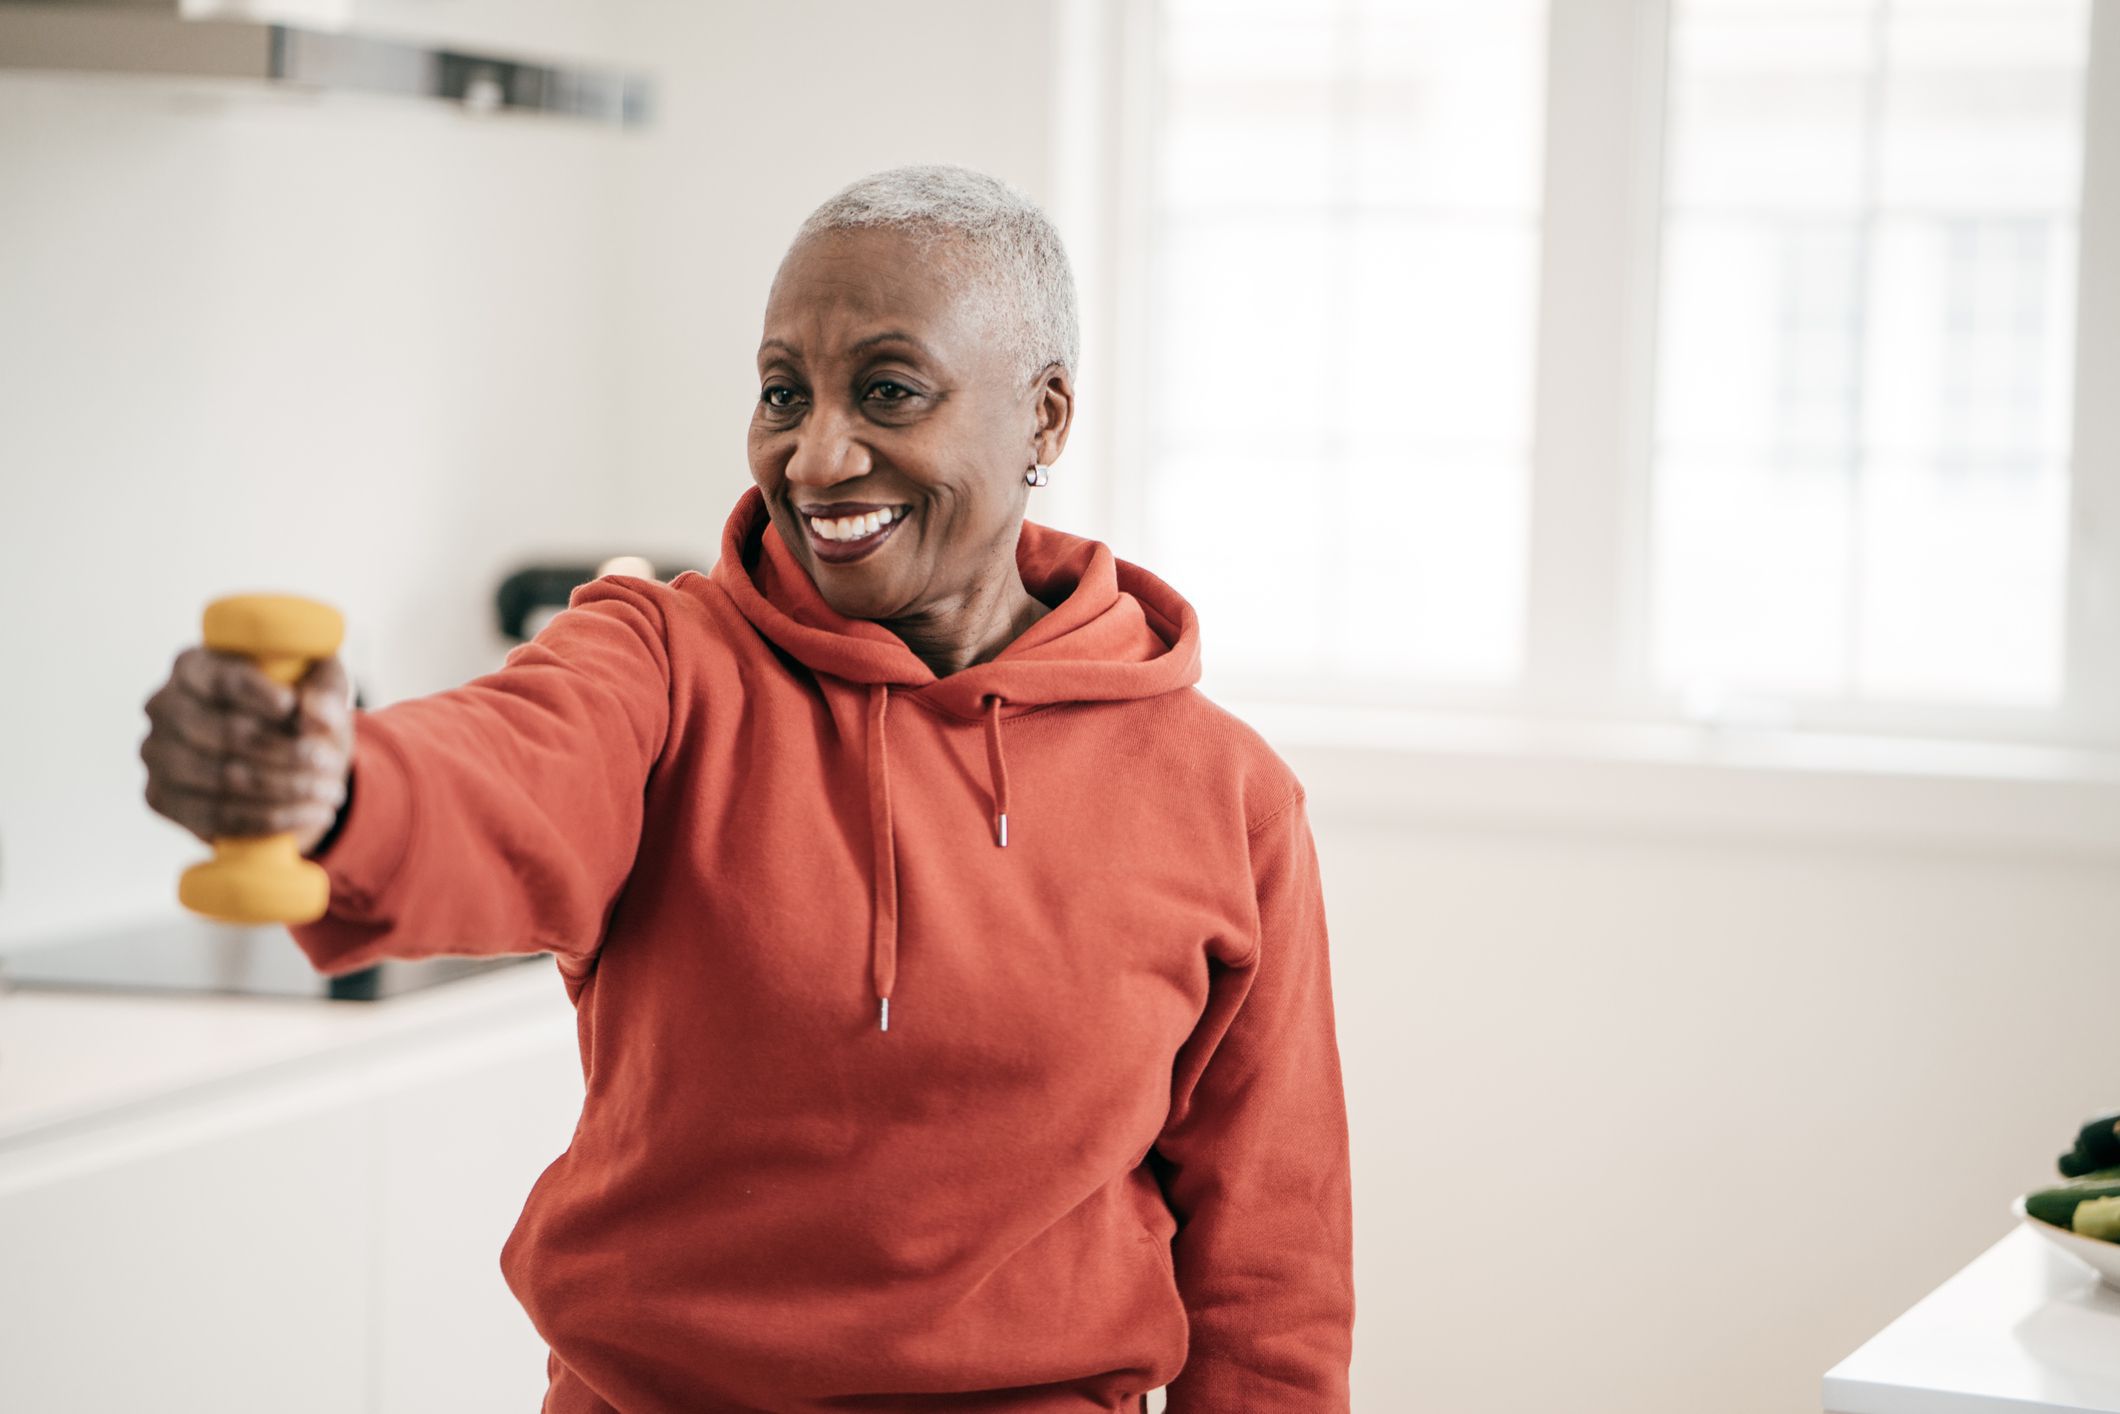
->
xmin=867 ymin=684 xmax=899 ymax=1032
xmin=865 ymin=684 xmax=1013 ymax=1032
xmin=984 ymin=695 xmax=1011 ymax=849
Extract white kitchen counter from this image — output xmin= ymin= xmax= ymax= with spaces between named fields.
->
xmin=1824 ymin=1225 xmax=2120 ymax=1414
xmin=0 ymin=952 xmax=568 ymax=1150
xmin=0 ymin=951 xmax=585 ymax=1413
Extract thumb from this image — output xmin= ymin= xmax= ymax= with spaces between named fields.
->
xmin=296 ymin=654 xmax=354 ymax=738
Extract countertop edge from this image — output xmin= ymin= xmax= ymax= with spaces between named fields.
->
xmin=0 ymin=955 xmax=571 ymax=1154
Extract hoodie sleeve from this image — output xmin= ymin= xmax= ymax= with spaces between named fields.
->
xmin=1152 ymin=787 xmax=1356 ymax=1410
xmin=286 ymin=576 xmax=671 ymax=980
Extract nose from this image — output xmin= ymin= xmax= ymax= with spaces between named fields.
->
xmin=784 ymin=402 xmax=873 ymax=488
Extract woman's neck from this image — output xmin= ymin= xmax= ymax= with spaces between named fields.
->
xmin=885 ymin=567 xmax=1051 ymax=678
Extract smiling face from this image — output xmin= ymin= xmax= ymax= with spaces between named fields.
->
xmin=749 ymin=226 xmax=1071 ymax=625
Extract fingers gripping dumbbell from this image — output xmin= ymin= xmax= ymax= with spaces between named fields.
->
xmin=177 ymin=594 xmax=346 ymax=924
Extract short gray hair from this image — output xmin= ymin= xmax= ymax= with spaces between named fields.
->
xmin=792 ymin=164 xmax=1079 ymax=384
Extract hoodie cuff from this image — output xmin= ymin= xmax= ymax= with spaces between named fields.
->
xmin=303 ymin=715 xmax=415 ymax=923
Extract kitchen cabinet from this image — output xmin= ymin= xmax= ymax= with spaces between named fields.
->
xmin=0 ymin=1082 xmax=374 ymax=1412
xmin=0 ymin=955 xmax=581 ymax=1414
xmin=374 ymin=1009 xmax=585 ymax=1412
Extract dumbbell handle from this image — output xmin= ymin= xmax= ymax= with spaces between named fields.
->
xmin=177 ymin=594 xmax=346 ymax=925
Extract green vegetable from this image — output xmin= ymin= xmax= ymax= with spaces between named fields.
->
xmin=2027 ymin=1168 xmax=2120 ymax=1229
xmin=2059 ymin=1111 xmax=2120 ymax=1178
xmin=2018 ymin=1178 xmax=2120 ymax=1229
xmin=2073 ymin=1195 xmax=2120 ymax=1243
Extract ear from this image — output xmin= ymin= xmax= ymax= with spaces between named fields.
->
xmin=1029 ymin=363 xmax=1074 ymax=468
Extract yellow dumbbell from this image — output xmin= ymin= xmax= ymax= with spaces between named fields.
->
xmin=178 ymin=593 xmax=347 ymax=925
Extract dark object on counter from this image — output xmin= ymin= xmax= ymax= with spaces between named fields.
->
xmin=497 ymin=563 xmax=603 ymax=641
xmin=496 ymin=554 xmax=701 ymax=642
xmin=2060 ymin=1111 xmax=2120 ymax=1178
xmin=0 ymin=914 xmax=544 ymax=1001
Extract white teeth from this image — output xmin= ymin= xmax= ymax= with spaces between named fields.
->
xmin=809 ymin=506 xmax=903 ymax=542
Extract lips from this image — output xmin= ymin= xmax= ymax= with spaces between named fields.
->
xmin=802 ymin=504 xmax=910 ymax=565
xmin=798 ymin=501 xmax=903 ymax=518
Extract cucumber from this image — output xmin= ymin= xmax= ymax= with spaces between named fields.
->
xmin=2058 ymin=1111 xmax=2120 ymax=1178
xmin=2026 ymin=1169 xmax=2120 ymax=1229
xmin=2073 ymin=1195 xmax=2120 ymax=1243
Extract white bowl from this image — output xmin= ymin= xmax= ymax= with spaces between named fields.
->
xmin=2013 ymin=1194 xmax=2120 ymax=1291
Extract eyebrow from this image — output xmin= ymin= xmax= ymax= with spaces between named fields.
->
xmin=850 ymin=330 xmax=934 ymax=358
xmin=756 ymin=330 xmax=936 ymax=363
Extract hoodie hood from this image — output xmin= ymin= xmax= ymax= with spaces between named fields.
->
xmin=708 ymin=483 xmax=1201 ymax=1031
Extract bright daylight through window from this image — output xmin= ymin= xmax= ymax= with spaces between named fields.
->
xmin=1653 ymin=0 xmax=2090 ymax=711
xmin=1138 ymin=0 xmax=2098 ymax=744
xmin=1144 ymin=0 xmax=1547 ymax=687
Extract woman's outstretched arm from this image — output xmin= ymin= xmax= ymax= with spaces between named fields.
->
xmin=288 ymin=576 xmax=672 ymax=981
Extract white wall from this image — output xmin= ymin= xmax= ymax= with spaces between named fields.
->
xmin=1300 ymin=777 xmax=2120 ymax=1412
xmin=0 ymin=73 xmax=629 ymax=945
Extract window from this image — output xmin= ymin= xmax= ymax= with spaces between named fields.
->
xmin=1138 ymin=0 xmax=1548 ymax=685
xmin=1092 ymin=0 xmax=2116 ymax=749
xmin=1652 ymin=0 xmax=2090 ymax=710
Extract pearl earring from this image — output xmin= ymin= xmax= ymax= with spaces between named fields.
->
xmin=1025 ymin=463 xmax=1049 ymax=487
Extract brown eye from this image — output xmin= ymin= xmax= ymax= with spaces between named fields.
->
xmin=761 ymin=385 xmax=801 ymax=410
xmin=866 ymin=381 xmax=912 ymax=403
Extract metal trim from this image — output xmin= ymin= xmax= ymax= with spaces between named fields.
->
xmin=0 ymin=4 xmax=653 ymax=128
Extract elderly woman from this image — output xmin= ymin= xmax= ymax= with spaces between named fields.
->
xmin=140 ymin=165 xmax=1354 ymax=1412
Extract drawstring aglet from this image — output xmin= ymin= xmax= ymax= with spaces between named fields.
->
xmin=879 ymin=995 xmax=889 ymax=1032
xmin=995 ymin=811 xmax=1009 ymax=848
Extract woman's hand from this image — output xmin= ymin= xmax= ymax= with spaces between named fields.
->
xmin=140 ymin=648 xmax=354 ymax=856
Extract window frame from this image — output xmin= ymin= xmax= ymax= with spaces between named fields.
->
xmin=1059 ymin=0 xmax=2120 ymax=754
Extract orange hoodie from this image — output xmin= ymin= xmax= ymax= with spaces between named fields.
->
xmin=290 ymin=485 xmax=1355 ymax=1412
